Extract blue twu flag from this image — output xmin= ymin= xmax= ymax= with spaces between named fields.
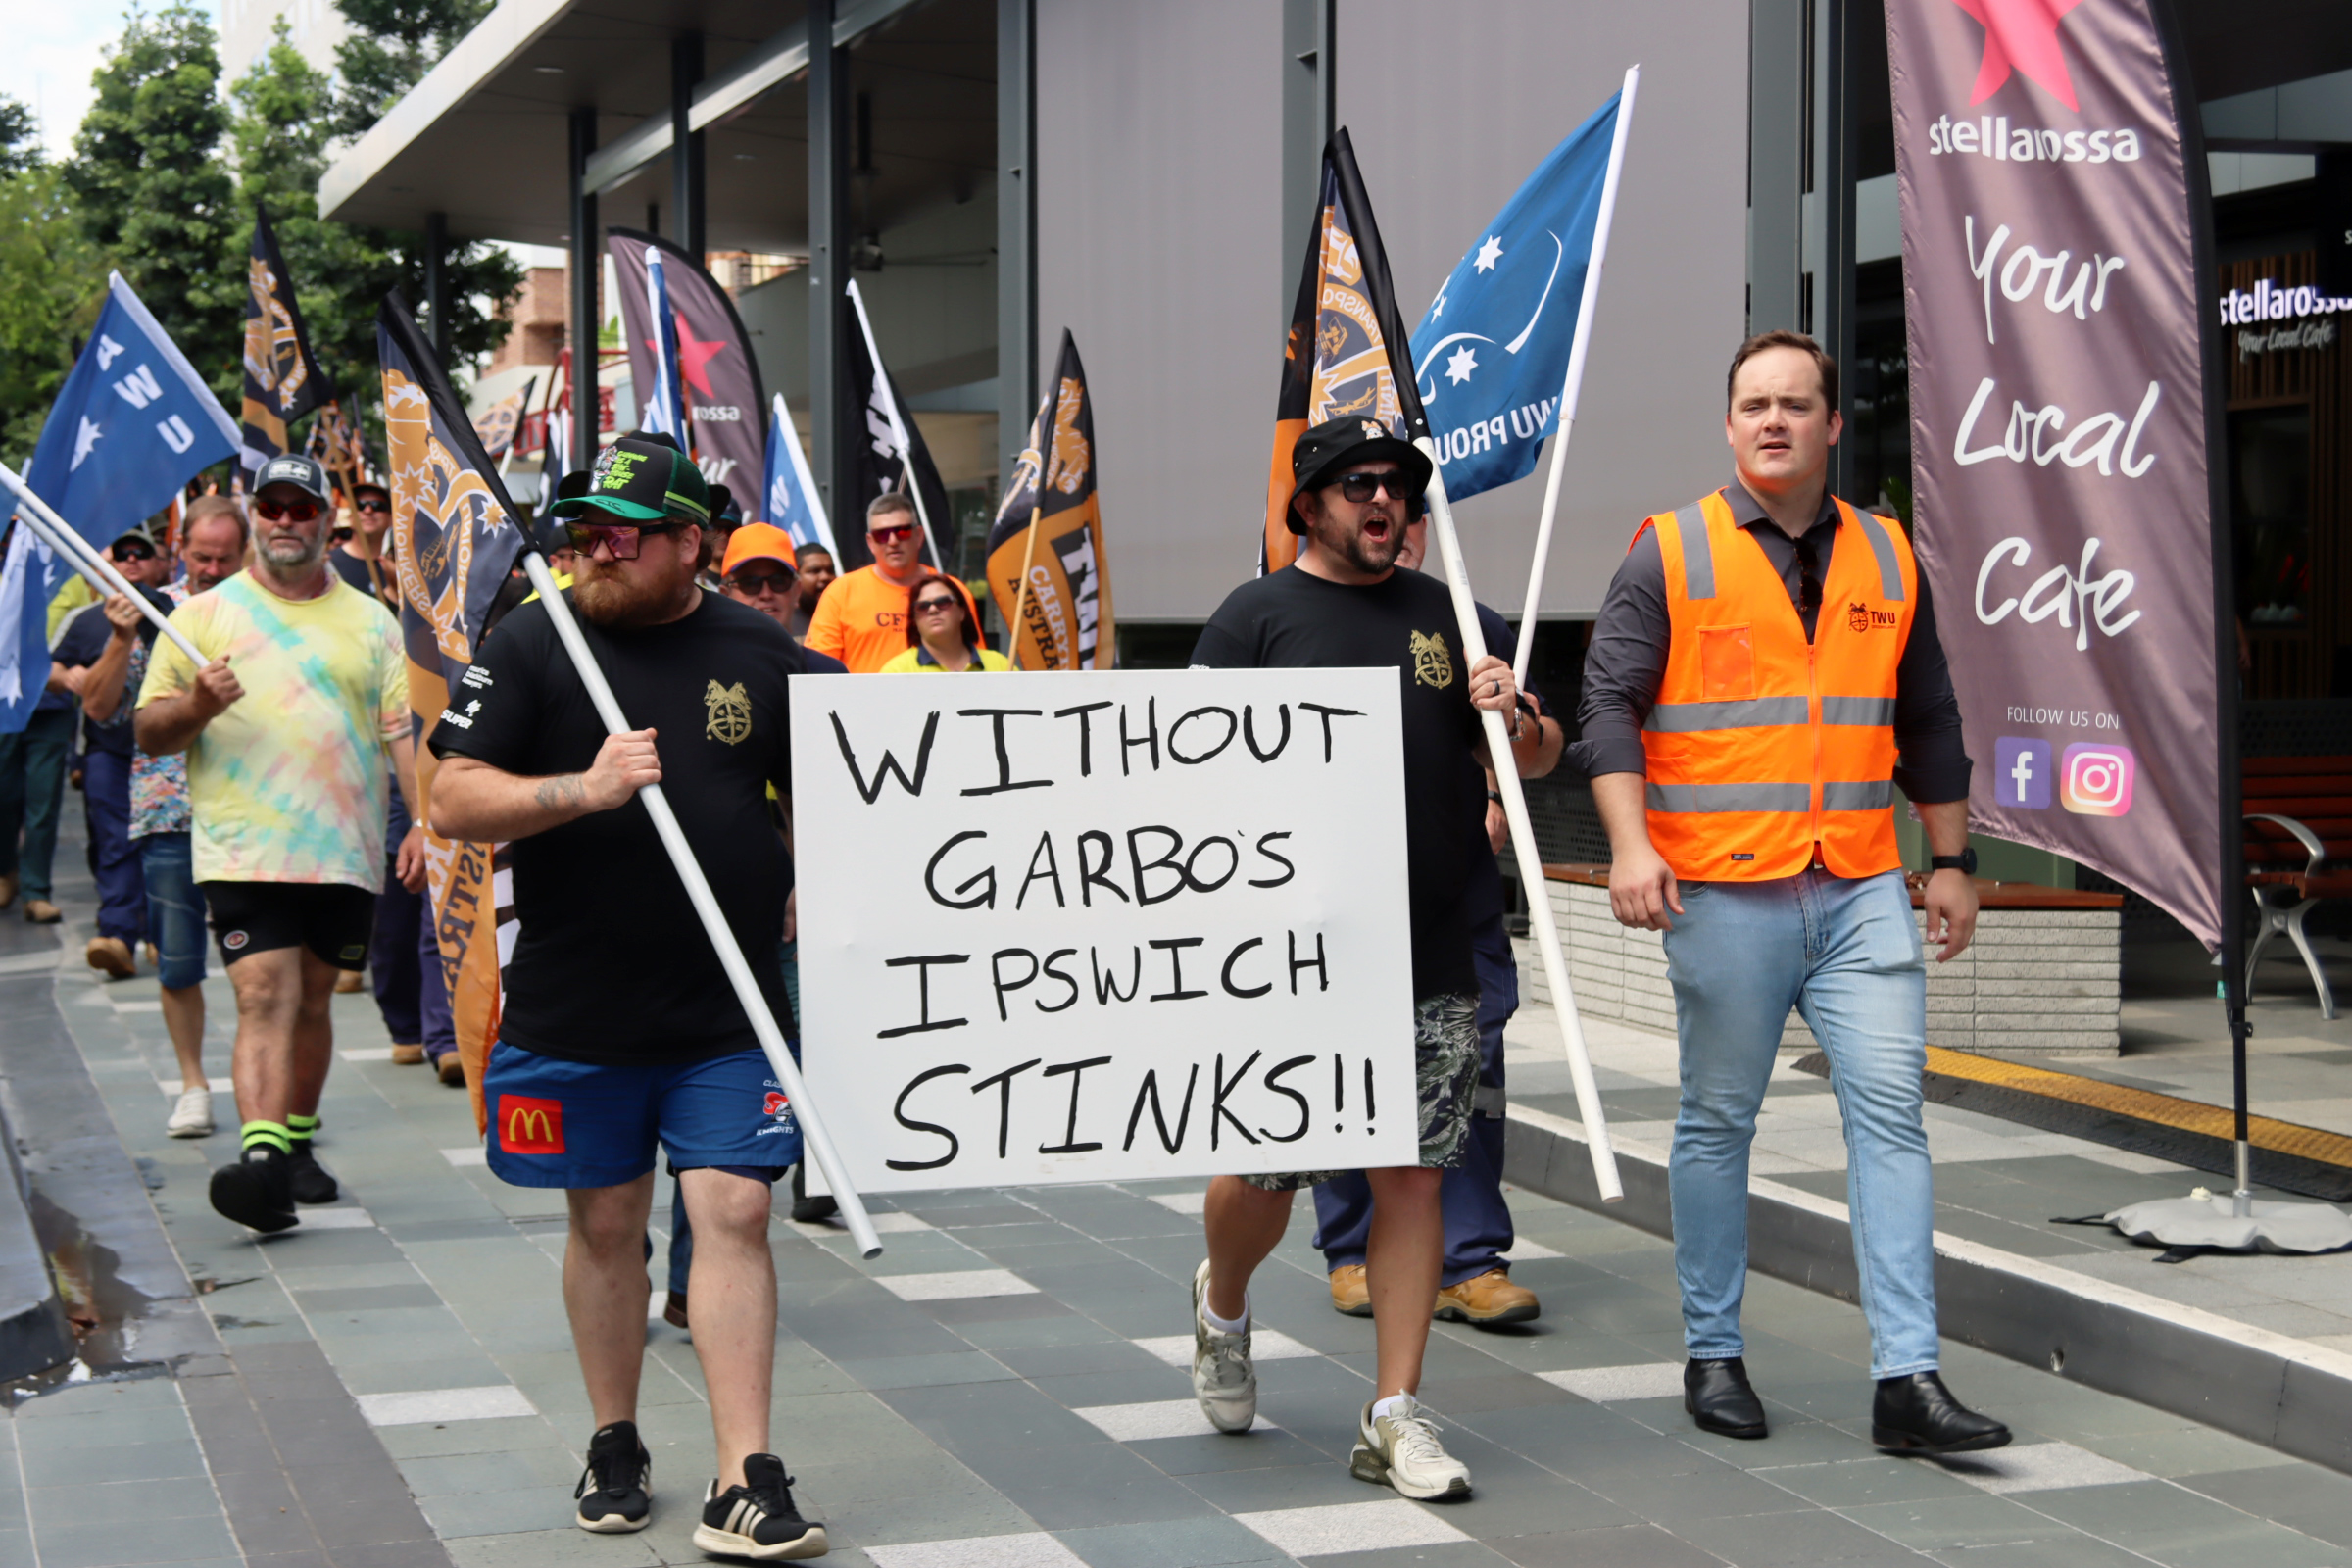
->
xmin=1409 ymin=91 xmax=1622 ymax=502
xmin=762 ymin=393 xmax=837 ymax=556
xmin=0 ymin=273 xmax=236 ymax=730
xmin=639 ymin=249 xmax=688 ymax=442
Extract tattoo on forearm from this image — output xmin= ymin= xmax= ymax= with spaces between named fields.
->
xmin=533 ymin=774 xmax=586 ymax=812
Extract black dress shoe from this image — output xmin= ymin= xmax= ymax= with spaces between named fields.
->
xmin=1685 ymin=1356 xmax=1768 ymax=1440
xmin=1872 ymin=1372 xmax=2011 ymax=1455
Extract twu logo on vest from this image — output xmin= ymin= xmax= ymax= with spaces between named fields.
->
xmin=1846 ymin=601 xmax=1899 ymax=633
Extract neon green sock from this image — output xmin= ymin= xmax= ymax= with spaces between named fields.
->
xmin=287 ymin=1113 xmax=320 ymax=1146
xmin=241 ymin=1120 xmax=292 ymax=1155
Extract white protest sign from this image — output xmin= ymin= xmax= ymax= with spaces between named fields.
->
xmin=791 ymin=667 xmax=1417 ymax=1192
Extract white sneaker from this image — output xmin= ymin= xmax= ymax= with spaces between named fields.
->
xmin=166 ymin=1087 xmax=214 ymax=1139
xmin=1191 ymin=1259 xmax=1256 ymax=1433
xmin=1349 ymin=1396 xmax=1471 ymax=1500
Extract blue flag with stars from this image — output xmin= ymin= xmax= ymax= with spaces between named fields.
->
xmin=1409 ymin=91 xmax=1621 ymax=503
xmin=0 ymin=272 xmax=236 ymax=732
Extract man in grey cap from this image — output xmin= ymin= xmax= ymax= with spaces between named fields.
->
xmin=137 ymin=454 xmax=420 ymax=1234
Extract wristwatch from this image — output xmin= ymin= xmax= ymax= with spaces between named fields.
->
xmin=1929 ymin=848 xmax=1978 ymax=874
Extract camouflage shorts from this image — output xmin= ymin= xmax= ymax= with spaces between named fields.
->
xmin=1241 ymin=992 xmax=1479 ymax=1192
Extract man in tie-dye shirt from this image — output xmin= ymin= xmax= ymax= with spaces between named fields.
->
xmin=137 ymin=455 xmax=422 ymax=1237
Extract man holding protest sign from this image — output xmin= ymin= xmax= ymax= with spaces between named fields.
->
xmin=1578 ymin=332 xmax=2005 ymax=1455
xmin=427 ymin=434 xmax=829 ymax=1559
xmin=135 ymin=455 xmax=421 ymax=1233
xmin=1187 ymin=416 xmax=1544 ymax=1500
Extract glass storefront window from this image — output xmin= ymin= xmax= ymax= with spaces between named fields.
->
xmin=2230 ymin=405 xmax=2312 ymax=625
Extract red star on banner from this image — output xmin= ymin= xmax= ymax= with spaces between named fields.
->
xmin=1951 ymin=0 xmax=2086 ymax=112
xmin=643 ymin=316 xmax=730 ymax=399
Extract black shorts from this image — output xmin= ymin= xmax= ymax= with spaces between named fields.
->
xmin=204 ymin=881 xmax=377 ymax=971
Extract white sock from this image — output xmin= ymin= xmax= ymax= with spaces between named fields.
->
xmin=1372 ymin=1394 xmax=1415 ymax=1421
xmin=1200 ymin=1294 xmax=1249 ymax=1336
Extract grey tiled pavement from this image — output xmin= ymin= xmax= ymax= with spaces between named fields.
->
xmin=14 ymin=844 xmax=2352 ymax=1567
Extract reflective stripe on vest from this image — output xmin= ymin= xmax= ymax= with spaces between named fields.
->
xmin=1634 ymin=489 xmax=1916 ymax=882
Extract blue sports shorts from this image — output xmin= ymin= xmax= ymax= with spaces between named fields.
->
xmin=482 ymin=1042 xmax=805 ymax=1190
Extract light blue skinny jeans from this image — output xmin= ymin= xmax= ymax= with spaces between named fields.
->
xmin=1662 ymin=867 xmax=1938 ymax=1379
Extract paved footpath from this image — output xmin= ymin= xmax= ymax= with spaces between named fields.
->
xmin=13 ymin=858 xmax=2352 ymax=1567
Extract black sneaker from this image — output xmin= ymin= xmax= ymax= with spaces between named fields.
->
xmin=573 ymin=1421 xmax=652 ymax=1534
xmin=210 ymin=1147 xmax=298 ymax=1233
xmin=693 ymin=1454 xmax=826 ymax=1560
xmin=285 ymin=1145 xmax=339 ymax=1205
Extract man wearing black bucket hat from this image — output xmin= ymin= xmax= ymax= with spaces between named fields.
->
xmin=427 ymin=432 xmax=829 ymax=1559
xmin=1182 ymin=416 xmax=1546 ymax=1500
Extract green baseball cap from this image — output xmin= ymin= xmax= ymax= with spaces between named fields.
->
xmin=550 ymin=432 xmax=710 ymax=524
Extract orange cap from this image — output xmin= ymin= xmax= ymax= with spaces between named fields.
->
xmin=720 ymin=522 xmax=797 ymax=578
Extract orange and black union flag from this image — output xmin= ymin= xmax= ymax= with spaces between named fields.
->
xmin=1261 ymin=128 xmax=1430 ymax=574
xmin=240 ymin=205 xmax=327 ymax=477
xmin=988 ymin=330 xmax=1112 ymax=669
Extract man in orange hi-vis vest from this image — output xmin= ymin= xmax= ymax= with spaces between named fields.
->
xmin=1576 ymin=331 xmax=2009 ymax=1458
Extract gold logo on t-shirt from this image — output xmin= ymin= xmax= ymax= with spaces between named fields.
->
xmin=1409 ymin=630 xmax=1454 ymax=690
xmin=704 ymin=680 xmax=751 ymax=745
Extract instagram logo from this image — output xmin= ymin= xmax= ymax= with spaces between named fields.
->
xmin=2060 ymin=744 xmax=2135 ymax=816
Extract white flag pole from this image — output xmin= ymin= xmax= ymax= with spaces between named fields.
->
xmin=1513 ymin=64 xmax=1641 ymax=690
xmin=1415 ymin=442 xmax=1621 ymax=1201
xmin=845 ymin=279 xmax=950 ymax=571
xmin=517 ymin=551 xmax=885 ymax=1259
xmin=0 ymin=462 xmax=204 ymax=665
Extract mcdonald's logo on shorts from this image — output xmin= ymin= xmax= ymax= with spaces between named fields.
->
xmin=499 ymin=1095 xmax=564 ymax=1154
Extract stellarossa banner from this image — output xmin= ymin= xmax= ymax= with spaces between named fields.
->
xmin=1888 ymin=0 xmax=2223 ymax=945
xmin=607 ymin=230 xmax=767 ymax=499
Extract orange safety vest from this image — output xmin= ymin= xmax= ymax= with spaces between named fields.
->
xmin=1636 ymin=489 xmax=1916 ymax=882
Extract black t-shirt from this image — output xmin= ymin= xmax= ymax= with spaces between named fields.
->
xmin=328 ymin=547 xmax=395 ymax=606
xmin=1191 ymin=565 xmax=1485 ymax=999
xmin=54 ymin=589 xmax=172 ymax=757
xmin=429 ymin=591 xmax=808 ymax=1066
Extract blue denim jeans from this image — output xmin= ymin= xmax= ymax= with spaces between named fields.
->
xmin=139 ymin=832 xmax=207 ymax=991
xmin=1662 ymin=867 xmax=1938 ymax=1379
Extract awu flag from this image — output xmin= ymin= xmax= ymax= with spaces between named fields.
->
xmin=1888 ymin=0 xmax=2223 ymax=943
xmin=378 ymin=289 xmax=523 ymax=1104
xmin=763 ymin=393 xmax=837 ymax=555
xmin=1409 ymin=91 xmax=1621 ymax=502
xmin=240 ymin=205 xmax=327 ymax=475
xmin=987 ymin=330 xmax=1113 ymax=668
xmin=844 ymin=279 xmax=951 ymax=573
xmin=0 ymin=272 xmax=236 ymax=729
xmin=1262 ymin=129 xmax=1428 ymax=574
xmin=608 ymin=230 xmax=766 ymax=495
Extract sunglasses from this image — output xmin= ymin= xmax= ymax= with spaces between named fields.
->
xmin=111 ymin=542 xmax=156 ymax=562
xmin=1794 ymin=534 xmax=1824 ymax=618
xmin=564 ymin=520 xmax=679 ymax=560
xmin=354 ymin=497 xmax=390 ymax=514
xmin=254 ymin=497 xmax=324 ymax=523
xmin=729 ymin=570 xmax=794 ymax=595
xmin=868 ymin=523 xmax=919 ymax=545
xmin=912 ymin=595 xmax=962 ymax=615
xmin=1333 ymin=471 xmax=1416 ymax=504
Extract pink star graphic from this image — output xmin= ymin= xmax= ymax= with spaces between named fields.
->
xmin=1951 ymin=0 xmax=2087 ymax=112
xmin=644 ymin=315 xmax=730 ymax=399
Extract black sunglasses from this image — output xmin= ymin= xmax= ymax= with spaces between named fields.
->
xmin=1794 ymin=534 xmax=1824 ymax=618
xmin=112 ymin=541 xmax=157 ymax=562
xmin=1333 ymin=470 xmax=1417 ymax=504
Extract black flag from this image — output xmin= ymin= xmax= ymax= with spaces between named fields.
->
xmin=240 ymin=205 xmax=328 ymax=476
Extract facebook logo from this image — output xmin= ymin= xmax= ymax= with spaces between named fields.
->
xmin=1994 ymin=738 xmax=2052 ymax=809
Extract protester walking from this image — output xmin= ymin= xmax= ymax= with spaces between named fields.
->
xmin=880 ymin=572 xmax=1011 ymax=672
xmin=52 ymin=525 xmax=175 ymax=979
xmin=429 ymin=434 xmax=829 ymax=1560
xmin=790 ymin=544 xmax=835 ymax=640
xmin=136 ymin=456 xmax=420 ymax=1228
xmin=1313 ymin=513 xmax=1562 ymax=1329
xmin=329 ymin=479 xmax=400 ymax=610
xmin=1576 ymin=331 xmax=2006 ymax=1455
xmin=0 ymin=539 xmax=85 ymax=924
xmin=1185 ymin=416 xmax=1545 ymax=1500
xmin=803 ymin=495 xmax=976 ymax=673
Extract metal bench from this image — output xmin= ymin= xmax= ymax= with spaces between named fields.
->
xmin=2243 ymin=756 xmax=2352 ymax=1019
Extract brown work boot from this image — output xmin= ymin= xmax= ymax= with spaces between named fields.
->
xmin=438 ymin=1054 xmax=466 ymax=1087
xmin=1329 ymin=1263 xmax=1373 ymax=1318
xmin=24 ymin=899 xmax=60 ymax=924
xmin=85 ymin=935 xmax=135 ymax=979
xmin=0 ymin=873 xmax=17 ymax=908
xmin=1434 ymin=1268 xmax=1540 ymax=1328
xmin=334 ymin=968 xmax=366 ymax=994
xmin=390 ymin=1043 xmax=426 ymax=1065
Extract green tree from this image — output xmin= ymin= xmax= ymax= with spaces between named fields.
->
xmin=332 ymin=0 xmax=492 ymax=143
xmin=0 ymin=165 xmax=107 ymax=455
xmin=0 ymin=95 xmax=40 ymax=175
xmin=67 ymin=5 xmax=240 ymax=396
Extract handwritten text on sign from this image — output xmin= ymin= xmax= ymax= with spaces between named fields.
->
xmin=791 ymin=667 xmax=1417 ymax=1192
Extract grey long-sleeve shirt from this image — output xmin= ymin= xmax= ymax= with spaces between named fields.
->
xmin=1569 ymin=481 xmax=1973 ymax=805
